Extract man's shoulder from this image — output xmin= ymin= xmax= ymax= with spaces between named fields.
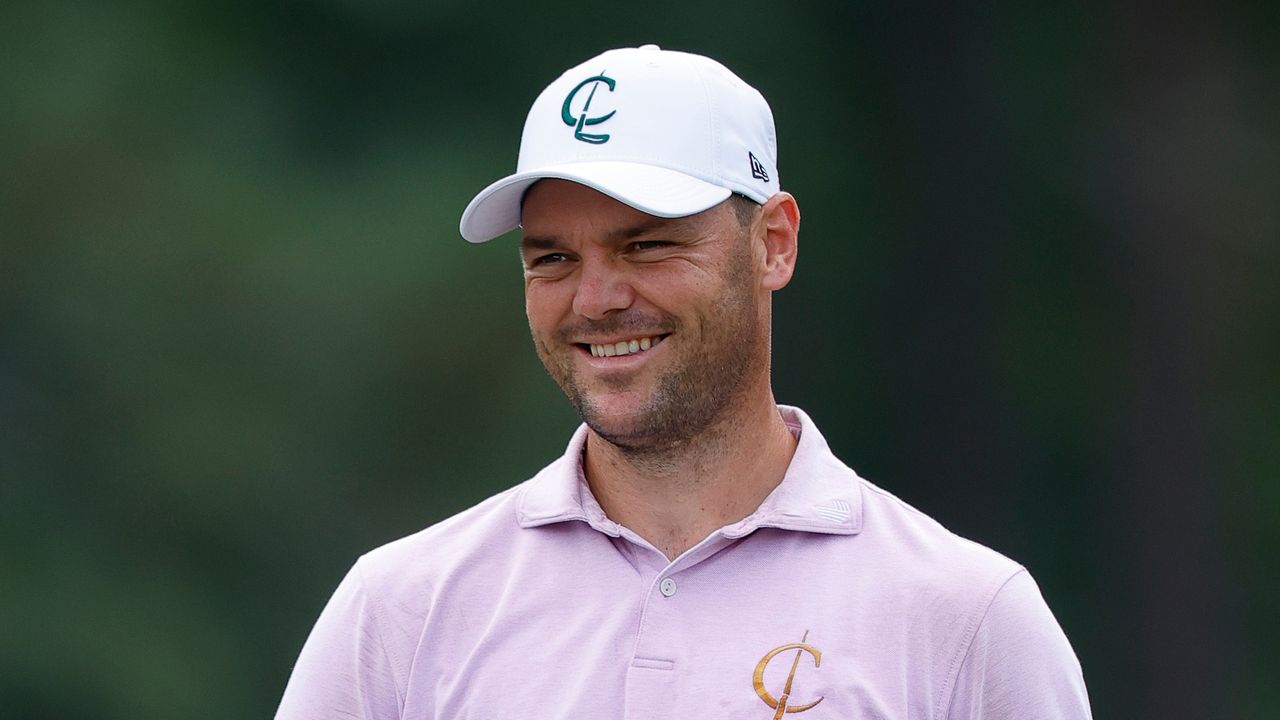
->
xmin=355 ymin=429 xmax=584 ymax=577
xmin=846 ymin=480 xmax=1090 ymax=716
xmin=351 ymin=474 xmax=541 ymax=598
xmin=852 ymin=475 xmax=1025 ymax=596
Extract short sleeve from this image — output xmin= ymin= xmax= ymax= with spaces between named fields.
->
xmin=275 ymin=562 xmax=404 ymax=720
xmin=945 ymin=569 xmax=1092 ymax=720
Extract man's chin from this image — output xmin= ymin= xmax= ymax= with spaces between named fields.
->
xmin=578 ymin=402 xmax=668 ymax=452
xmin=582 ymin=408 xmax=645 ymax=442
xmin=578 ymin=399 xmax=702 ymax=455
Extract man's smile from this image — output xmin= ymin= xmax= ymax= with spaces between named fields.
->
xmin=579 ymin=334 xmax=670 ymax=358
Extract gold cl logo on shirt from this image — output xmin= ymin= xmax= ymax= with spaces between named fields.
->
xmin=753 ymin=630 xmax=824 ymax=718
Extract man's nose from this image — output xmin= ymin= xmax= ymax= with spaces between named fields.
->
xmin=572 ymin=259 xmax=635 ymax=320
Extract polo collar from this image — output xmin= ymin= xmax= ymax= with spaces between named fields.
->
xmin=517 ymin=405 xmax=863 ymax=537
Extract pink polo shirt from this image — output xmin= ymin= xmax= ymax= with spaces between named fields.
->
xmin=277 ymin=406 xmax=1090 ymax=719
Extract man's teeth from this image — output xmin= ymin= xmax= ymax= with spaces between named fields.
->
xmin=589 ymin=336 xmax=657 ymax=358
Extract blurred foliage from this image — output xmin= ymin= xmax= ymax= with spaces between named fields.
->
xmin=1 ymin=1 xmax=1277 ymax=718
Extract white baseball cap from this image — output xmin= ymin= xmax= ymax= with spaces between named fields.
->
xmin=458 ymin=44 xmax=780 ymax=243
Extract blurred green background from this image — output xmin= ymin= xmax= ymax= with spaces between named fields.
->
xmin=2 ymin=1 xmax=1277 ymax=717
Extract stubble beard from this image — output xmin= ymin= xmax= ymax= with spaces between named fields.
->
xmin=533 ymin=244 xmax=764 ymax=467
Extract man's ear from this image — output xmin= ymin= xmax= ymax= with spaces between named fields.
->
xmin=758 ymin=192 xmax=800 ymax=291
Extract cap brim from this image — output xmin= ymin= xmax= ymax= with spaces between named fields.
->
xmin=458 ymin=161 xmax=733 ymax=243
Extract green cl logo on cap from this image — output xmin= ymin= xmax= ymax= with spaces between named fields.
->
xmin=561 ymin=72 xmax=616 ymax=145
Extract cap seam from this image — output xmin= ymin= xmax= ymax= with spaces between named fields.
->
xmin=689 ymin=56 xmax=721 ymax=184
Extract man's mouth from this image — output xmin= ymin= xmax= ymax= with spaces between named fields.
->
xmin=581 ymin=335 xmax=668 ymax=358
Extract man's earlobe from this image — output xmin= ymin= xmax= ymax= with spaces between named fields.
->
xmin=760 ymin=192 xmax=800 ymax=291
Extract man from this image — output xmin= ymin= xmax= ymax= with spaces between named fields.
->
xmin=277 ymin=45 xmax=1091 ymax=719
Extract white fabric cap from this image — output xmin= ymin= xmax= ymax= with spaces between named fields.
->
xmin=459 ymin=45 xmax=780 ymax=243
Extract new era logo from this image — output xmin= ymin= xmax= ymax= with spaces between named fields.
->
xmin=749 ymin=151 xmax=769 ymax=182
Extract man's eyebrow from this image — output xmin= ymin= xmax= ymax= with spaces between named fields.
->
xmin=520 ymin=217 xmax=687 ymax=253
xmin=607 ymin=217 xmax=668 ymax=242
xmin=519 ymin=236 xmax=562 ymax=252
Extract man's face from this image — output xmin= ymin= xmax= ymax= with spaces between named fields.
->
xmin=520 ymin=180 xmax=769 ymax=452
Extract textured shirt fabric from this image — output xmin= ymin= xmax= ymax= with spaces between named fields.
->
xmin=276 ymin=406 xmax=1091 ymax=719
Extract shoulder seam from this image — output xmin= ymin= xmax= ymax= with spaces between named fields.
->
xmin=355 ymin=558 xmax=408 ymax=718
xmin=935 ymin=566 xmax=1029 ymax=720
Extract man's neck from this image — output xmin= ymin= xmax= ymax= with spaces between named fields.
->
xmin=582 ymin=396 xmax=799 ymax=560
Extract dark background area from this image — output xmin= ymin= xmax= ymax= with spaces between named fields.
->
xmin=2 ymin=1 xmax=1276 ymax=717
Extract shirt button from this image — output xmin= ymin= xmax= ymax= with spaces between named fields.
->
xmin=659 ymin=577 xmax=677 ymax=597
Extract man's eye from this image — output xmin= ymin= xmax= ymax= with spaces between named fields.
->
xmin=530 ymin=253 xmax=568 ymax=266
xmin=630 ymin=240 xmax=669 ymax=252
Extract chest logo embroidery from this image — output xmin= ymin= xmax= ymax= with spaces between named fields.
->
xmin=752 ymin=630 xmax=824 ymax=718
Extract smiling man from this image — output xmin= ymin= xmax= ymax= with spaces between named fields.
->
xmin=277 ymin=46 xmax=1091 ymax=719
xmin=516 ymin=178 xmax=801 ymax=558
